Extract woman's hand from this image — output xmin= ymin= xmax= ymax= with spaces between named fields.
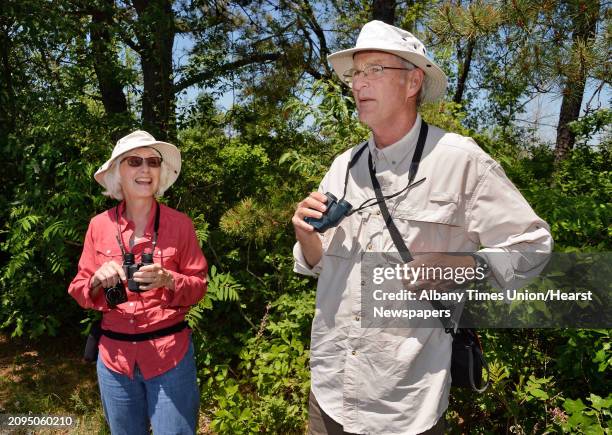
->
xmin=89 ymin=261 xmax=126 ymax=298
xmin=133 ymin=264 xmax=175 ymax=291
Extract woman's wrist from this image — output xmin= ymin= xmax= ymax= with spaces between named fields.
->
xmin=89 ymin=276 xmax=101 ymax=298
xmin=89 ymin=275 xmax=100 ymax=290
xmin=164 ymin=270 xmax=176 ymax=290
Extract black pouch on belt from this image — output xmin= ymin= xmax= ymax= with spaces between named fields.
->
xmin=450 ymin=328 xmax=490 ymax=392
xmin=83 ymin=320 xmax=102 ymax=362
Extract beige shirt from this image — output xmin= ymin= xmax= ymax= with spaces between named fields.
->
xmin=294 ymin=115 xmax=552 ymax=434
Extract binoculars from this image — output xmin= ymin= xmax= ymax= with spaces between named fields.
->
xmin=104 ymin=252 xmax=154 ymax=308
xmin=304 ymin=192 xmax=353 ymax=233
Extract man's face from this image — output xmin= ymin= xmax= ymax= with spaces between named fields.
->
xmin=351 ymin=51 xmax=414 ymax=131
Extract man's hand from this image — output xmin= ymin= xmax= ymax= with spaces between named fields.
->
xmin=292 ymin=192 xmax=328 ymax=234
xmin=292 ymin=192 xmax=328 ymax=267
xmin=133 ymin=263 xmax=175 ymax=291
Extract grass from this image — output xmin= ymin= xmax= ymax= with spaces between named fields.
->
xmin=0 ymin=330 xmax=219 ymax=434
xmin=0 ymin=331 xmax=108 ymax=434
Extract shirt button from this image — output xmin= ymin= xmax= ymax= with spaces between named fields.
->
xmin=376 ymin=211 xmax=381 ymax=215
xmin=106 ymin=249 xmax=111 ymax=254
xmin=157 ymin=250 xmax=161 ymax=255
xmin=391 ymin=160 xmax=396 ymax=165
xmin=361 ymin=280 xmax=365 ymax=286
xmin=352 ymin=350 xmax=357 ymax=356
xmin=132 ymin=341 xmax=136 ymax=344
xmin=367 ymin=243 xmax=373 ymax=250
xmin=129 ymin=302 xmax=134 ymax=307
xmin=129 ymin=319 xmax=134 ymax=324
xmin=354 ymin=316 xmax=360 ymax=321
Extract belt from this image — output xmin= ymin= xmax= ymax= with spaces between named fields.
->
xmin=100 ymin=321 xmax=188 ymax=342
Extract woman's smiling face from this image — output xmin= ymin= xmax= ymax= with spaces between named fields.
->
xmin=118 ymin=146 xmax=161 ymax=201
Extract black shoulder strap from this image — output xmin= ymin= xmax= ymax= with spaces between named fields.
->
xmin=341 ymin=141 xmax=369 ymax=200
xmin=367 ymin=121 xmax=429 ymax=263
xmin=152 ymin=202 xmax=160 ymax=250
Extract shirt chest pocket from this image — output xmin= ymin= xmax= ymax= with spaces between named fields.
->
xmin=95 ymin=246 xmax=178 ymax=269
xmin=95 ymin=248 xmax=123 ymax=266
xmin=391 ymin=191 xmax=464 ymax=250
xmin=323 ymin=214 xmax=364 ymax=259
xmin=394 ymin=191 xmax=460 ymax=224
xmin=152 ymin=246 xmax=178 ymax=269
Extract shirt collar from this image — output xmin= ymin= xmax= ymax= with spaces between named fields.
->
xmin=116 ymin=200 xmax=157 ymax=236
xmin=368 ymin=114 xmax=422 ymax=169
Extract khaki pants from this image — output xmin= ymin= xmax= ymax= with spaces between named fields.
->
xmin=308 ymin=391 xmax=445 ymax=435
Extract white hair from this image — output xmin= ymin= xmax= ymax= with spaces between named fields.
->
xmin=101 ymin=146 xmax=170 ymax=200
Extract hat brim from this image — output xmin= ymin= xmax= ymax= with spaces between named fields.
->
xmin=328 ymin=47 xmax=447 ymax=103
xmin=94 ymin=140 xmax=182 ymax=192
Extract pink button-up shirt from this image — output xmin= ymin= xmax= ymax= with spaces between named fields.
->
xmin=68 ymin=201 xmax=207 ymax=379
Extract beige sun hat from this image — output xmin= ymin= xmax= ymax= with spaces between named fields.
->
xmin=327 ymin=20 xmax=448 ymax=103
xmin=94 ymin=130 xmax=182 ymax=192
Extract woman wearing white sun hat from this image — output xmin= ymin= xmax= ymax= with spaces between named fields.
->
xmin=69 ymin=130 xmax=207 ymax=435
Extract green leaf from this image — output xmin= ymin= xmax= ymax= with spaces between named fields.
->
xmin=529 ymin=388 xmax=549 ymax=400
xmin=564 ymin=398 xmax=587 ymax=414
xmin=588 ymin=393 xmax=611 ymax=411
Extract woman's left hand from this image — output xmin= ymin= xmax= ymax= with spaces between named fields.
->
xmin=133 ymin=264 xmax=175 ymax=291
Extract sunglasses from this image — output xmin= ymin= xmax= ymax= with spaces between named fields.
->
xmin=120 ymin=156 xmax=163 ymax=168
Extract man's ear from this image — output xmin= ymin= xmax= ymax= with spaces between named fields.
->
xmin=407 ymin=68 xmax=425 ymax=98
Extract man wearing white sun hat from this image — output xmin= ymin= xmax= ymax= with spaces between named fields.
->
xmin=292 ymin=21 xmax=552 ymax=434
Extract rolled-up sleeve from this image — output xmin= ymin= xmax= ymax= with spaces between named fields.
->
xmin=293 ymin=241 xmax=324 ymax=276
xmin=466 ymin=162 xmax=553 ymax=288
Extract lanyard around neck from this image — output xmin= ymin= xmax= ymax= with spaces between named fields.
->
xmin=369 ymin=120 xmax=429 ymax=186
xmin=342 ymin=121 xmax=429 ymax=216
xmin=366 ymin=121 xmax=429 ymax=263
xmin=114 ymin=202 xmax=160 ymax=256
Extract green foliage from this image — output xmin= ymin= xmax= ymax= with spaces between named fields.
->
xmin=220 ymin=198 xmax=291 ymax=245
xmin=186 ymin=265 xmax=243 ymax=331
xmin=1 ymin=3 xmax=610 ymax=433
xmin=524 ymin=143 xmax=611 ymax=250
xmin=1 ymin=106 xmax=115 ymax=338
xmin=448 ymin=329 xmax=611 ymax=433
xmin=569 ymin=108 xmax=612 ymax=145
xmin=199 ymin=291 xmax=314 ymax=434
xmin=560 ymin=394 xmax=612 ymax=433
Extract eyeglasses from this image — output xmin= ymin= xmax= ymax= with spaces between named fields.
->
xmin=342 ymin=64 xmax=415 ymax=84
xmin=120 ymin=156 xmax=163 ymax=168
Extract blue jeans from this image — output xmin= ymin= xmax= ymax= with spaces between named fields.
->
xmin=96 ymin=342 xmax=199 ymax=435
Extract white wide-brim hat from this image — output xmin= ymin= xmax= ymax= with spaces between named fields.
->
xmin=328 ymin=20 xmax=448 ymax=103
xmin=94 ymin=130 xmax=182 ymax=192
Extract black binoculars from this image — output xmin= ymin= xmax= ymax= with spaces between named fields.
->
xmin=104 ymin=252 xmax=154 ymax=308
xmin=304 ymin=192 xmax=353 ymax=233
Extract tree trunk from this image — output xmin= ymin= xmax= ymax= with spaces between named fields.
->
xmin=554 ymin=0 xmax=599 ymax=163
xmin=132 ymin=0 xmax=176 ymax=141
xmin=372 ymin=0 xmax=396 ymax=25
xmin=89 ymin=0 xmax=130 ymax=136
xmin=453 ymin=37 xmax=476 ymax=104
